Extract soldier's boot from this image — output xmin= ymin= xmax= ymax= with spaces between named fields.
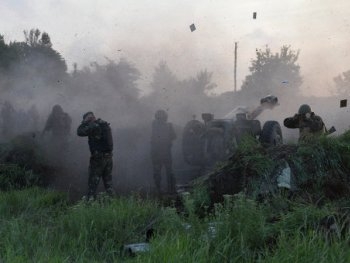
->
xmin=106 ymin=187 xmax=115 ymax=197
xmin=87 ymin=190 xmax=96 ymax=202
xmin=87 ymin=177 xmax=99 ymax=201
xmin=103 ymin=178 xmax=115 ymax=198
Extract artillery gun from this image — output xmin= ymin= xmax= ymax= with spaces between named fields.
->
xmin=182 ymin=95 xmax=282 ymax=168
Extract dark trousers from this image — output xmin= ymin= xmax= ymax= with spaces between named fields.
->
xmin=88 ymin=153 xmax=114 ymax=198
xmin=152 ymin=156 xmax=176 ymax=193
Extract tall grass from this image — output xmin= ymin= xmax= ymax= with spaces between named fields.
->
xmin=0 ymin=189 xmax=160 ymax=262
xmin=0 ymin=187 xmax=348 ymax=262
xmin=1 ymin=133 xmax=350 ymax=261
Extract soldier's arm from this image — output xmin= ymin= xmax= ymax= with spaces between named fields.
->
xmin=77 ymin=121 xmax=100 ymax=137
xmin=283 ymin=115 xmax=300 ymax=129
xmin=308 ymin=115 xmax=325 ymax=132
xmin=42 ymin=116 xmax=53 ymax=134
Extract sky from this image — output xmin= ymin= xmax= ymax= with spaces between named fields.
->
xmin=1 ymin=0 xmax=350 ymax=96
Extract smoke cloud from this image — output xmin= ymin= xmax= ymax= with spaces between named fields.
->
xmin=0 ymin=0 xmax=349 ymax=199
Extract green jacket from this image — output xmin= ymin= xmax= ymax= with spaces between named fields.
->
xmin=284 ymin=112 xmax=325 ymax=141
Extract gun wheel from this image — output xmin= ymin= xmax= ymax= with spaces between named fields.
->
xmin=260 ymin=121 xmax=283 ymax=146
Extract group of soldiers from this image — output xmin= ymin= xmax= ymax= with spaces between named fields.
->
xmin=76 ymin=109 xmax=176 ymax=200
xmin=5 ymin=101 xmax=325 ymax=201
xmin=18 ymin=104 xmax=176 ymax=200
xmin=56 ymin=103 xmax=326 ymax=201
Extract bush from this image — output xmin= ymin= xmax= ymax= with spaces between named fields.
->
xmin=0 ymin=164 xmax=42 ymax=191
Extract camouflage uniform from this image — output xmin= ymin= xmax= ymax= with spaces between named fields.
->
xmin=284 ymin=104 xmax=325 ymax=142
xmin=77 ymin=113 xmax=114 ymax=199
xmin=151 ymin=110 xmax=177 ymax=194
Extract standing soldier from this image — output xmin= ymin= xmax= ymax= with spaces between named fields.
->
xmin=284 ymin=104 xmax=325 ymax=141
xmin=42 ymin=105 xmax=72 ymax=163
xmin=42 ymin=104 xmax=72 ymax=143
xmin=77 ymin=112 xmax=114 ymax=200
xmin=151 ymin=109 xmax=176 ymax=195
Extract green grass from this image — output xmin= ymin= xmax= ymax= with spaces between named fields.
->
xmin=2 ymin=132 xmax=350 ymax=262
xmin=0 ymin=188 xmax=348 ymax=262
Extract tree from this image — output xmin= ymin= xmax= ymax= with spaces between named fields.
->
xmin=0 ymin=29 xmax=67 ymax=95
xmin=146 ymin=61 xmax=181 ymax=111
xmin=67 ymin=58 xmax=143 ymax=123
xmin=334 ymin=70 xmax=350 ymax=97
xmin=239 ymin=45 xmax=302 ymax=102
xmin=40 ymin=33 xmax=52 ymax=48
xmin=24 ymin=29 xmax=52 ymax=47
xmin=0 ymin=35 xmax=19 ymax=71
xmin=150 ymin=61 xmax=179 ymax=95
xmin=10 ymin=29 xmax=67 ymax=83
xmin=144 ymin=61 xmax=218 ymax=122
xmin=184 ymin=69 xmax=217 ymax=95
xmin=88 ymin=58 xmax=141 ymax=101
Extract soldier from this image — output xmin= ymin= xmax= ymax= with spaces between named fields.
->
xmin=42 ymin=104 xmax=72 ymax=141
xmin=284 ymin=104 xmax=325 ymax=141
xmin=151 ymin=109 xmax=176 ymax=195
xmin=77 ymin=112 xmax=114 ymax=200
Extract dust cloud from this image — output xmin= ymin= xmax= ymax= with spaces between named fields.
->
xmin=1 ymin=2 xmax=349 ymax=199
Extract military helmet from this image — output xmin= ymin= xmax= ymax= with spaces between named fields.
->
xmin=298 ymin=104 xmax=311 ymax=115
xmin=83 ymin=111 xmax=94 ymax=120
xmin=155 ymin=109 xmax=168 ymax=122
xmin=52 ymin=104 xmax=63 ymax=114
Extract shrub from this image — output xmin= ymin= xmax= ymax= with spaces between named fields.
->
xmin=0 ymin=164 xmax=42 ymax=191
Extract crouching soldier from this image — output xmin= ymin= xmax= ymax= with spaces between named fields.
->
xmin=77 ymin=112 xmax=114 ymax=200
xmin=151 ymin=110 xmax=176 ymax=195
xmin=284 ymin=104 xmax=325 ymax=142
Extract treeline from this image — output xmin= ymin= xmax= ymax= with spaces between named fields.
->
xmin=0 ymin=29 xmax=306 ymax=126
xmin=1 ymin=28 xmax=348 ymax=132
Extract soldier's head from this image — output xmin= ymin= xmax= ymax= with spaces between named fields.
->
xmin=298 ymin=104 xmax=311 ymax=115
xmin=83 ymin=111 xmax=96 ymax=122
xmin=155 ymin=109 xmax=168 ymax=123
xmin=52 ymin=104 xmax=63 ymax=115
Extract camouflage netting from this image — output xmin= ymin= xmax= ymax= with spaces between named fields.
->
xmin=206 ymin=131 xmax=350 ymax=203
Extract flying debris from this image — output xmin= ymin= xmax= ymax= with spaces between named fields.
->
xmin=190 ymin=23 xmax=196 ymax=32
xmin=253 ymin=12 xmax=257 ymax=19
xmin=340 ymin=99 xmax=347 ymax=108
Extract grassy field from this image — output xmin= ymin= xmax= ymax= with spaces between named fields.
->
xmin=0 ymin=187 xmax=349 ymax=262
xmin=1 ymin=133 xmax=350 ymax=262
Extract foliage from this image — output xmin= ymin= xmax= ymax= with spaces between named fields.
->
xmin=208 ymin=131 xmax=350 ymax=204
xmin=0 ymin=164 xmax=41 ymax=191
xmin=235 ymin=136 xmax=274 ymax=177
xmin=150 ymin=61 xmax=179 ymax=95
xmin=0 ymin=133 xmax=52 ymax=189
xmin=239 ymin=45 xmax=302 ymax=101
xmin=144 ymin=60 xmax=217 ymax=122
xmin=67 ymin=58 xmax=144 ymax=125
xmin=0 ymin=186 xmax=349 ymax=262
xmin=183 ymin=69 xmax=217 ymax=95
